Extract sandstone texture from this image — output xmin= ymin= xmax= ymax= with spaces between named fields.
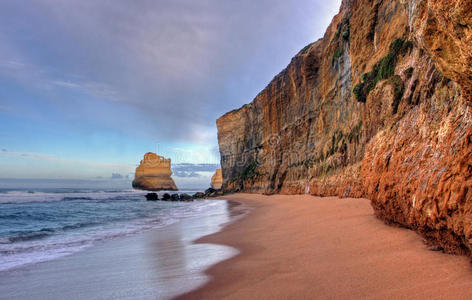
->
xmin=211 ymin=169 xmax=223 ymax=190
xmin=132 ymin=153 xmax=178 ymax=191
xmin=217 ymin=0 xmax=472 ymax=255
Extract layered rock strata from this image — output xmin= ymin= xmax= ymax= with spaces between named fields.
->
xmin=132 ymin=152 xmax=178 ymax=191
xmin=217 ymin=0 xmax=472 ymax=255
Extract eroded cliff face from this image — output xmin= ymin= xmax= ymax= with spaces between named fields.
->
xmin=217 ymin=0 xmax=472 ymax=254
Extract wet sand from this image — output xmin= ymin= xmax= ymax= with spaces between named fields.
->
xmin=180 ymin=194 xmax=472 ymax=299
xmin=0 ymin=200 xmax=243 ymax=300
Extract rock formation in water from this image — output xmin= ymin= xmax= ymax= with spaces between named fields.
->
xmin=211 ymin=169 xmax=223 ymax=190
xmin=132 ymin=152 xmax=178 ymax=191
xmin=217 ymin=0 xmax=472 ymax=255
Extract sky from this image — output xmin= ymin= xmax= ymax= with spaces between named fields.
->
xmin=0 ymin=0 xmax=341 ymax=188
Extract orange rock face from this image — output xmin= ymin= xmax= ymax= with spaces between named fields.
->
xmin=217 ymin=0 xmax=472 ymax=254
xmin=211 ymin=169 xmax=223 ymax=190
xmin=132 ymin=153 xmax=178 ymax=191
xmin=413 ymin=0 xmax=472 ymax=103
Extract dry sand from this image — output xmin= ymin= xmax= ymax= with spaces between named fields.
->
xmin=179 ymin=194 xmax=472 ymax=299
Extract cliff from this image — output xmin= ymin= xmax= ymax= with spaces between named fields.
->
xmin=217 ymin=0 xmax=472 ymax=255
xmin=132 ymin=153 xmax=178 ymax=191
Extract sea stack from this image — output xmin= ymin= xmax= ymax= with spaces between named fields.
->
xmin=132 ymin=152 xmax=178 ymax=191
xmin=211 ymin=169 xmax=223 ymax=190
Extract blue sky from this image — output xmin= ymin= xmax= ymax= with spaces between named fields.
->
xmin=0 ymin=0 xmax=340 ymax=187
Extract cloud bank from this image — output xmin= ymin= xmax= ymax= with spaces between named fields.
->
xmin=0 ymin=0 xmax=341 ymax=145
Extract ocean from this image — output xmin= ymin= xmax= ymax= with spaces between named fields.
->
xmin=0 ymin=187 xmax=224 ymax=272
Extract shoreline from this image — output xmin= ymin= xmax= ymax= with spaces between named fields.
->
xmin=179 ymin=194 xmax=472 ymax=299
xmin=0 ymin=199 xmax=241 ymax=300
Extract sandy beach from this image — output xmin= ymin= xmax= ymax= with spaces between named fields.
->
xmin=180 ymin=194 xmax=472 ymax=299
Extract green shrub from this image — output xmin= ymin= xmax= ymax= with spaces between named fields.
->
xmin=334 ymin=18 xmax=350 ymax=42
xmin=241 ymin=161 xmax=259 ymax=180
xmin=353 ymin=83 xmax=366 ymax=102
xmin=353 ymin=38 xmax=412 ymax=103
xmin=402 ymin=40 xmax=414 ymax=55
xmin=389 ymin=75 xmax=405 ymax=114
xmin=390 ymin=38 xmax=405 ymax=55
xmin=299 ymin=42 xmax=314 ymax=54
xmin=331 ymin=18 xmax=350 ymax=68
xmin=326 ymin=131 xmax=346 ymax=157
xmin=342 ymin=22 xmax=350 ymax=41
xmin=334 ymin=20 xmax=342 ymax=40
xmin=376 ymin=52 xmax=396 ymax=80
xmin=332 ymin=48 xmax=343 ymax=65
xmin=348 ymin=121 xmax=363 ymax=144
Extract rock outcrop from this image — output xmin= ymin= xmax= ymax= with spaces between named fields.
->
xmin=217 ymin=0 xmax=472 ymax=255
xmin=132 ymin=152 xmax=178 ymax=191
xmin=211 ymin=169 xmax=223 ymax=190
xmin=145 ymin=193 xmax=159 ymax=201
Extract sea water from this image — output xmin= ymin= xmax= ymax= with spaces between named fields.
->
xmin=0 ymin=187 xmax=221 ymax=272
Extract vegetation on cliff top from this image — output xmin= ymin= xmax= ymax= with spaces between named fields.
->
xmin=299 ymin=42 xmax=315 ymax=55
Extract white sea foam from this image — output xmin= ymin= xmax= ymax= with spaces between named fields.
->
xmin=0 ymin=188 xmax=223 ymax=272
xmin=0 ymin=190 xmax=147 ymax=204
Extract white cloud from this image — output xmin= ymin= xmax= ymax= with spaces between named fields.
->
xmin=0 ymin=150 xmax=134 ymax=170
xmin=51 ymin=80 xmax=81 ymax=88
xmin=0 ymin=0 xmax=342 ymax=146
xmin=173 ymin=148 xmax=193 ymax=153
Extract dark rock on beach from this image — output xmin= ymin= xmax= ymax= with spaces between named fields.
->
xmin=179 ymin=193 xmax=192 ymax=201
xmin=204 ymin=188 xmax=217 ymax=197
xmin=204 ymin=188 xmax=224 ymax=198
xmin=145 ymin=193 xmax=159 ymax=201
xmin=205 ymin=188 xmax=217 ymax=194
xmin=192 ymin=192 xmax=205 ymax=199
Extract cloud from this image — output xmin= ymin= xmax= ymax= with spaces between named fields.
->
xmin=172 ymin=163 xmax=219 ymax=178
xmin=0 ymin=150 xmax=134 ymax=170
xmin=51 ymin=80 xmax=81 ymax=89
xmin=172 ymin=163 xmax=219 ymax=173
xmin=0 ymin=0 xmax=341 ymax=145
xmin=0 ymin=60 xmax=25 ymax=70
xmin=174 ymin=171 xmax=201 ymax=178
xmin=173 ymin=148 xmax=193 ymax=154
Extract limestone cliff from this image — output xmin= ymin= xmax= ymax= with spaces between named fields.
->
xmin=132 ymin=153 xmax=178 ymax=191
xmin=217 ymin=0 xmax=472 ymax=255
xmin=211 ymin=169 xmax=223 ymax=190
